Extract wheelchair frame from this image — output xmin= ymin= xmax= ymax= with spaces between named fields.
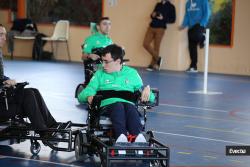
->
xmin=0 ymin=82 xmax=87 ymax=155
xmin=0 ymin=119 xmax=86 ymax=155
xmin=74 ymin=89 xmax=170 ymax=167
xmin=1 ymin=83 xmax=170 ymax=166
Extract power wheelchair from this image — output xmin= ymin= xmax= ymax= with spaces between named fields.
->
xmin=0 ymin=82 xmax=86 ymax=155
xmin=74 ymin=89 xmax=170 ymax=167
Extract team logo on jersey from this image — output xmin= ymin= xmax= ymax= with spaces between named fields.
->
xmin=125 ymin=79 xmax=129 ymax=84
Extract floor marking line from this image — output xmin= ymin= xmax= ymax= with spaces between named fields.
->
xmin=152 ymin=111 xmax=250 ymax=125
xmin=229 ymin=159 xmax=244 ymax=163
xmin=153 ymin=131 xmax=250 ymax=145
xmin=177 ymin=152 xmax=192 ymax=155
xmin=0 ymin=155 xmax=82 ymax=167
xmin=202 ymin=155 xmax=217 ymax=159
xmin=159 ymin=103 xmax=228 ymax=113
xmin=185 ymin=125 xmax=250 ymax=136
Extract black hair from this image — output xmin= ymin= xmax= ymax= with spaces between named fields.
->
xmin=0 ymin=24 xmax=3 ymax=27
xmin=97 ymin=17 xmax=110 ymax=25
xmin=102 ymin=44 xmax=125 ymax=64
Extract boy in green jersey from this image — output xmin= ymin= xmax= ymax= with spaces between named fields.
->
xmin=78 ymin=44 xmax=155 ymax=142
xmin=81 ymin=17 xmax=113 ymax=84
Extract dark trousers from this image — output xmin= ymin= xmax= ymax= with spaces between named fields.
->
xmin=188 ymin=24 xmax=205 ymax=69
xmin=103 ymin=102 xmax=142 ymax=139
xmin=0 ymin=88 xmax=56 ymax=130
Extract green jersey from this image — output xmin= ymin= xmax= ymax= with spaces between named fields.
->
xmin=78 ymin=66 xmax=155 ymax=107
xmin=82 ymin=32 xmax=113 ymax=54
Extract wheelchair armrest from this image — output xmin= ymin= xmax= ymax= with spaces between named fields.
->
xmin=2 ymin=81 xmax=29 ymax=91
xmin=152 ymin=88 xmax=159 ymax=106
xmin=15 ymin=82 xmax=29 ymax=88
xmin=138 ymin=88 xmax=159 ymax=107
xmin=90 ymin=95 xmax=103 ymax=110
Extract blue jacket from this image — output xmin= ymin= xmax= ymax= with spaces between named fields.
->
xmin=182 ymin=0 xmax=211 ymax=28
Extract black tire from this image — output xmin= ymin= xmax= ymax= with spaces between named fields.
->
xmin=75 ymin=83 xmax=85 ymax=98
xmin=30 ymin=141 xmax=41 ymax=155
xmin=75 ymin=133 xmax=88 ymax=161
xmin=160 ymin=159 xmax=168 ymax=167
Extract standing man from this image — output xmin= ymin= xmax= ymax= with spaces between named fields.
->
xmin=143 ymin=0 xmax=176 ymax=71
xmin=179 ymin=0 xmax=210 ymax=72
xmin=81 ymin=17 xmax=113 ymax=85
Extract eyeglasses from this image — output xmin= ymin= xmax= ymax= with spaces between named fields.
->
xmin=101 ymin=21 xmax=111 ymax=26
xmin=101 ymin=60 xmax=114 ymax=65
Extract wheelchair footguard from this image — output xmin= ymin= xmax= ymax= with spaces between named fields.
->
xmin=74 ymin=130 xmax=169 ymax=167
xmin=0 ymin=120 xmax=87 ymax=155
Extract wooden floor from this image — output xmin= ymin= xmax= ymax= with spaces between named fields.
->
xmin=1 ymin=60 xmax=250 ymax=167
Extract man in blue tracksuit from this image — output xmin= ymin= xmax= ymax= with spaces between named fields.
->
xmin=179 ymin=0 xmax=211 ymax=72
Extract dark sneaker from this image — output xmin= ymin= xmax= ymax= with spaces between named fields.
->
xmin=157 ymin=57 xmax=163 ymax=70
xmin=146 ymin=65 xmax=154 ymax=71
xmin=186 ymin=67 xmax=198 ymax=73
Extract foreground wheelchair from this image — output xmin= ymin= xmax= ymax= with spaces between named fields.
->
xmin=0 ymin=82 xmax=85 ymax=155
xmin=74 ymin=89 xmax=170 ymax=167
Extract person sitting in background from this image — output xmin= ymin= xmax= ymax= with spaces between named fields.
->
xmin=81 ymin=17 xmax=113 ymax=85
xmin=78 ymin=44 xmax=155 ymax=143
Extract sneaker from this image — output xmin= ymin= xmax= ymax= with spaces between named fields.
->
xmin=157 ymin=57 xmax=163 ymax=70
xmin=116 ymin=134 xmax=128 ymax=143
xmin=135 ymin=133 xmax=147 ymax=143
xmin=115 ymin=134 xmax=128 ymax=155
xmin=186 ymin=67 xmax=198 ymax=73
xmin=134 ymin=133 xmax=147 ymax=155
xmin=146 ymin=65 xmax=154 ymax=71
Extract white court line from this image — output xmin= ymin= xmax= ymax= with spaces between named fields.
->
xmin=153 ymin=131 xmax=250 ymax=145
xmin=0 ymin=155 xmax=82 ymax=167
xmin=159 ymin=103 xmax=228 ymax=113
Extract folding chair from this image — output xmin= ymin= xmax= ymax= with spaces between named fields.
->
xmin=42 ymin=20 xmax=70 ymax=61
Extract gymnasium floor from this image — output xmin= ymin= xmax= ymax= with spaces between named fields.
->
xmin=1 ymin=60 xmax=250 ymax=167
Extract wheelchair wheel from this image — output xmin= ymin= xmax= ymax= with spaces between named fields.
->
xmin=75 ymin=133 xmax=88 ymax=161
xmin=150 ymin=159 xmax=168 ymax=167
xmin=75 ymin=83 xmax=85 ymax=98
xmin=30 ymin=141 xmax=41 ymax=155
xmin=160 ymin=159 xmax=168 ymax=167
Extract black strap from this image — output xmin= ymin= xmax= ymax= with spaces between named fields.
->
xmin=96 ymin=90 xmax=140 ymax=103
